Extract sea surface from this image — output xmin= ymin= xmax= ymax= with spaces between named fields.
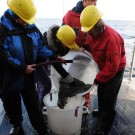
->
xmin=35 ymin=18 xmax=135 ymax=79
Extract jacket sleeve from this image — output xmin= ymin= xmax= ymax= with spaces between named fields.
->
xmin=37 ymin=42 xmax=54 ymax=59
xmin=37 ymin=43 xmax=69 ymax=78
xmin=0 ymin=46 xmax=27 ymax=72
xmin=0 ymin=25 xmax=26 ymax=72
xmin=96 ymin=37 xmax=123 ymax=83
xmin=52 ymin=63 xmax=69 ymax=78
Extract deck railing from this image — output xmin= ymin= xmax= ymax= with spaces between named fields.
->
xmin=129 ymin=43 xmax=135 ymax=80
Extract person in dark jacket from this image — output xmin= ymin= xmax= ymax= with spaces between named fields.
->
xmin=80 ymin=5 xmax=126 ymax=135
xmin=36 ymin=24 xmax=79 ymax=108
xmin=62 ymin=0 xmax=97 ymax=108
xmin=38 ymin=24 xmax=92 ymax=108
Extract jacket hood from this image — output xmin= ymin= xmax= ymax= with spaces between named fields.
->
xmin=47 ymin=24 xmax=60 ymax=52
xmin=0 ymin=9 xmax=35 ymax=30
xmin=0 ymin=9 xmax=13 ymax=29
xmin=72 ymin=1 xmax=84 ymax=13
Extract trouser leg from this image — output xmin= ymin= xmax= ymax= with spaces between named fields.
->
xmin=99 ymin=70 xmax=124 ymax=133
xmin=97 ymin=84 xmax=105 ymax=113
xmin=37 ymin=66 xmax=51 ymax=105
xmin=21 ymin=84 xmax=47 ymax=134
xmin=1 ymin=91 xmax=22 ymax=127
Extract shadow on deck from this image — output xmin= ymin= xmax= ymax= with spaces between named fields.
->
xmin=0 ymin=81 xmax=135 ymax=135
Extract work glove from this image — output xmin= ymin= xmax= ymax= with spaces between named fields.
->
xmin=63 ymin=74 xmax=88 ymax=85
xmin=62 ymin=74 xmax=73 ymax=84
xmin=82 ymin=44 xmax=90 ymax=51
xmin=56 ymin=57 xmax=65 ymax=61
xmin=94 ymin=79 xmax=101 ymax=86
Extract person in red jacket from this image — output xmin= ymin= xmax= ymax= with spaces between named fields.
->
xmin=62 ymin=0 xmax=97 ymax=109
xmin=63 ymin=0 xmax=97 ymax=47
xmin=80 ymin=5 xmax=126 ymax=135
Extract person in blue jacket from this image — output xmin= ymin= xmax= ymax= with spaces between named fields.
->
xmin=0 ymin=0 xmax=52 ymax=134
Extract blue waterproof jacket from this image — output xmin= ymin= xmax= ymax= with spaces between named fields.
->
xmin=0 ymin=9 xmax=53 ymax=91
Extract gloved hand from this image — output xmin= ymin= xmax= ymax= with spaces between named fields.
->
xmin=94 ymin=79 xmax=100 ymax=86
xmin=62 ymin=74 xmax=73 ymax=84
xmin=62 ymin=75 xmax=86 ymax=86
xmin=56 ymin=57 xmax=68 ymax=65
xmin=56 ymin=57 xmax=65 ymax=61
xmin=82 ymin=44 xmax=90 ymax=51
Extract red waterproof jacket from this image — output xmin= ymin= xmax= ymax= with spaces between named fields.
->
xmin=84 ymin=25 xmax=126 ymax=83
xmin=63 ymin=10 xmax=86 ymax=47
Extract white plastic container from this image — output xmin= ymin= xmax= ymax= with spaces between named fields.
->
xmin=43 ymin=92 xmax=86 ymax=135
xmin=43 ymin=50 xmax=99 ymax=135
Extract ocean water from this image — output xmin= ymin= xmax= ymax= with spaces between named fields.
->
xmin=35 ymin=18 xmax=135 ymax=78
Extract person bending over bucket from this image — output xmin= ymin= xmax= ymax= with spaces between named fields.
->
xmin=40 ymin=25 xmax=92 ymax=109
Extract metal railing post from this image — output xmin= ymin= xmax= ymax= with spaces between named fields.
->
xmin=129 ymin=43 xmax=135 ymax=80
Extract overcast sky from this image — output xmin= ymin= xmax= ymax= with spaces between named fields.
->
xmin=0 ymin=0 xmax=135 ymax=21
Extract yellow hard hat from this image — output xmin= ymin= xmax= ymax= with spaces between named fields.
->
xmin=80 ymin=5 xmax=103 ymax=32
xmin=56 ymin=25 xmax=79 ymax=50
xmin=7 ymin=0 xmax=36 ymax=24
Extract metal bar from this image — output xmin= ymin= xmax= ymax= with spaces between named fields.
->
xmin=73 ymin=60 xmax=89 ymax=65
xmin=129 ymin=43 xmax=135 ymax=80
xmin=34 ymin=60 xmax=73 ymax=68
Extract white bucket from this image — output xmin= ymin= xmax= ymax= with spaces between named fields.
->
xmin=43 ymin=92 xmax=86 ymax=135
xmin=43 ymin=50 xmax=99 ymax=134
